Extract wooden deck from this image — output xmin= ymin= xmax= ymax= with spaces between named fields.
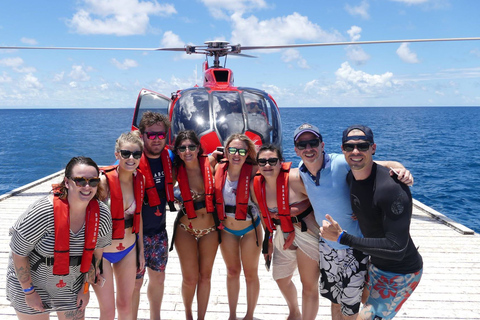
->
xmin=0 ymin=172 xmax=479 ymax=319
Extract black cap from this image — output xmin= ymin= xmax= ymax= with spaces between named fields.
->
xmin=294 ymin=123 xmax=322 ymax=142
xmin=342 ymin=125 xmax=374 ymax=143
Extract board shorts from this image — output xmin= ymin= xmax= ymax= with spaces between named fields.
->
xmin=319 ymin=238 xmax=369 ymax=316
xmin=363 ymin=264 xmax=422 ymax=319
xmin=136 ymin=230 xmax=168 ymax=279
xmin=272 ymin=225 xmax=320 ymax=281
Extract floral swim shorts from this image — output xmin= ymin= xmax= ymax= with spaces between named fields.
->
xmin=136 ymin=230 xmax=169 ymax=279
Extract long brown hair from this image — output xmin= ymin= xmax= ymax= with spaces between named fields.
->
xmin=173 ymin=130 xmax=204 ymax=167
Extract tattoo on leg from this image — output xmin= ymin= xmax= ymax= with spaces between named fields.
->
xmin=64 ymin=309 xmax=85 ymax=320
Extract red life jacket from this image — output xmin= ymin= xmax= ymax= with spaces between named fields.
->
xmin=176 ymin=155 xmax=215 ymax=219
xmin=138 ymin=148 xmax=175 ymax=208
xmin=253 ymin=162 xmax=294 ymax=234
xmin=101 ymin=165 xmax=144 ymax=239
xmin=53 ymin=194 xmax=99 ymax=276
xmin=214 ymin=161 xmax=252 ymax=221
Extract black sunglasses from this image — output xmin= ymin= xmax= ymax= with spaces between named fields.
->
xmin=119 ymin=150 xmax=142 ymax=160
xmin=69 ymin=177 xmax=101 ymax=187
xmin=227 ymin=147 xmax=247 ymax=156
xmin=145 ymin=131 xmax=166 ymax=140
xmin=295 ymin=139 xmax=320 ymax=150
xmin=178 ymin=145 xmax=198 ymax=153
xmin=342 ymin=142 xmax=372 ymax=152
xmin=257 ymin=158 xmax=279 ymax=167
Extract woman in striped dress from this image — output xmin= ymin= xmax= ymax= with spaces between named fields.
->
xmin=6 ymin=156 xmax=112 ymax=319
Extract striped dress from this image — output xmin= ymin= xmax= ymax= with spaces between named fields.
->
xmin=6 ymin=196 xmax=112 ymax=314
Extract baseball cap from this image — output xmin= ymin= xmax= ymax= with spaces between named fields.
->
xmin=293 ymin=123 xmax=322 ymax=142
xmin=342 ymin=125 xmax=374 ymax=144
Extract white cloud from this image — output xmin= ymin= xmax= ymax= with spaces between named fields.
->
xmin=345 ymin=0 xmax=370 ymax=19
xmin=21 ymin=37 xmax=38 ymax=45
xmin=0 ymin=72 xmax=12 ymax=83
xmin=53 ymin=72 xmax=65 ymax=82
xmin=200 ymin=0 xmax=268 ymax=19
xmin=0 ymin=57 xmax=24 ymax=68
xmin=111 ymin=58 xmax=139 ymax=70
xmin=161 ymin=31 xmax=185 ymax=48
xmin=67 ymin=0 xmax=176 ymax=36
xmin=391 ymin=0 xmax=429 ymax=5
xmin=20 ymin=74 xmax=42 ymax=89
xmin=230 ymin=12 xmax=343 ymax=47
xmin=281 ymin=49 xmax=309 ymax=69
xmin=69 ymin=65 xmax=91 ymax=81
xmin=396 ymin=43 xmax=419 ymax=63
xmin=345 ymin=26 xmax=370 ymax=65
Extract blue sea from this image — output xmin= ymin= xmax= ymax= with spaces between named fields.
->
xmin=1 ymin=107 xmax=479 ymax=233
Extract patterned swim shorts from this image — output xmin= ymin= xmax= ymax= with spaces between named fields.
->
xmin=319 ymin=238 xmax=369 ymax=316
xmin=136 ymin=230 xmax=169 ymax=279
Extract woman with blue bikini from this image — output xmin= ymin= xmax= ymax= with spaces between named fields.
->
xmin=94 ymin=131 xmax=146 ymax=320
xmin=214 ymin=133 xmax=262 ymax=320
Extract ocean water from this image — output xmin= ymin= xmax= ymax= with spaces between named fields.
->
xmin=1 ymin=107 xmax=479 ymax=233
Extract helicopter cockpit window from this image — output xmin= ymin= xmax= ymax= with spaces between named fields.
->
xmin=172 ymin=89 xmax=210 ymax=136
xmin=243 ymin=92 xmax=272 ymax=144
xmin=132 ymin=90 xmax=170 ymax=129
xmin=212 ymin=91 xmax=245 ymax=143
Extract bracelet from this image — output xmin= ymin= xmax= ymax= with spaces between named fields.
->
xmin=24 ymin=289 xmax=36 ymax=296
xmin=337 ymin=231 xmax=345 ymax=243
xmin=23 ymin=285 xmax=35 ymax=293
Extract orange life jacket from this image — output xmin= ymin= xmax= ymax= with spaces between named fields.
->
xmin=176 ymin=155 xmax=215 ymax=219
xmin=138 ymin=148 xmax=175 ymax=210
xmin=53 ymin=194 xmax=99 ymax=276
xmin=101 ymin=165 xmax=144 ymax=239
xmin=214 ymin=161 xmax=252 ymax=221
xmin=253 ymin=162 xmax=294 ymax=234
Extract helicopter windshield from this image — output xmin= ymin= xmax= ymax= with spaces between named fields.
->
xmin=212 ymin=91 xmax=245 ymax=142
xmin=171 ymin=88 xmax=210 ymax=135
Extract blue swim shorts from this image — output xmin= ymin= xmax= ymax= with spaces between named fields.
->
xmin=136 ymin=230 xmax=169 ymax=279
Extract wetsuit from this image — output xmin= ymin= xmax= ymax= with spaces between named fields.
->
xmin=341 ymin=163 xmax=423 ymax=274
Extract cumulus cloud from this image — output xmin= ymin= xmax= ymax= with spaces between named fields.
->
xmin=281 ymin=49 xmax=309 ymax=69
xmin=0 ymin=72 xmax=12 ymax=83
xmin=230 ymin=12 xmax=343 ymax=47
xmin=69 ymin=65 xmax=92 ymax=81
xmin=200 ymin=0 xmax=268 ymax=19
xmin=396 ymin=43 xmax=419 ymax=63
xmin=161 ymin=31 xmax=185 ymax=48
xmin=345 ymin=26 xmax=370 ymax=65
xmin=0 ymin=57 xmax=36 ymax=73
xmin=345 ymin=0 xmax=370 ymax=19
xmin=67 ymin=0 xmax=176 ymax=36
xmin=111 ymin=58 xmax=139 ymax=70
xmin=21 ymin=37 xmax=38 ymax=45
xmin=20 ymin=74 xmax=42 ymax=89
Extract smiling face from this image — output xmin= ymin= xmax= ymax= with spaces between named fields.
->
xmin=257 ymin=149 xmax=281 ymax=179
xmin=294 ymin=132 xmax=324 ymax=165
xmin=65 ymin=163 xmax=99 ymax=204
xmin=341 ymin=129 xmax=376 ymax=172
xmin=142 ymin=122 xmax=166 ymax=158
xmin=177 ymin=139 xmax=199 ymax=164
xmin=116 ymin=142 xmax=142 ymax=173
xmin=226 ymin=139 xmax=248 ymax=167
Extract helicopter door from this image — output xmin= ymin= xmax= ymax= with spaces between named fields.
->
xmin=131 ymin=89 xmax=171 ymax=131
xmin=212 ymin=91 xmax=245 ymax=145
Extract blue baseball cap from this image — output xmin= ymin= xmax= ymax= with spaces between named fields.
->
xmin=342 ymin=125 xmax=374 ymax=144
xmin=294 ymin=123 xmax=323 ymax=142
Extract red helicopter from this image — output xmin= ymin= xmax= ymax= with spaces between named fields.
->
xmin=3 ymin=37 xmax=480 ymax=153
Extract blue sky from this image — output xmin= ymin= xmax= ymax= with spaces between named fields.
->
xmin=1 ymin=0 xmax=479 ymax=108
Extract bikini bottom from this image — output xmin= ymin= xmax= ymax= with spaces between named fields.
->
xmin=179 ymin=222 xmax=216 ymax=240
xmin=103 ymin=240 xmax=136 ymax=264
xmin=223 ymin=217 xmax=260 ymax=237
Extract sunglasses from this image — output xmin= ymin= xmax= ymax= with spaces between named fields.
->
xmin=227 ymin=147 xmax=247 ymax=156
xmin=69 ymin=177 xmax=100 ymax=187
xmin=145 ymin=131 xmax=166 ymax=140
xmin=178 ymin=145 xmax=198 ymax=153
xmin=342 ymin=142 xmax=372 ymax=152
xmin=119 ymin=150 xmax=142 ymax=160
xmin=295 ymin=139 xmax=320 ymax=150
xmin=257 ymin=158 xmax=279 ymax=167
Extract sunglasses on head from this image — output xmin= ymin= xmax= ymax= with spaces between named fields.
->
xmin=257 ymin=157 xmax=279 ymax=167
xmin=145 ymin=131 xmax=166 ymax=140
xmin=342 ymin=142 xmax=372 ymax=152
xmin=295 ymin=139 xmax=320 ymax=150
xmin=178 ymin=145 xmax=197 ymax=153
xmin=119 ymin=150 xmax=142 ymax=160
xmin=227 ymin=147 xmax=247 ymax=156
xmin=69 ymin=177 xmax=100 ymax=187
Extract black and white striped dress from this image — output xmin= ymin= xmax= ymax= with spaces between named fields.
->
xmin=6 ymin=196 xmax=112 ymax=314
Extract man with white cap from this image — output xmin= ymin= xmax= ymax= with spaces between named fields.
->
xmin=293 ymin=123 xmax=413 ymax=320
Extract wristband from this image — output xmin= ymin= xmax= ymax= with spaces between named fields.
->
xmin=337 ymin=231 xmax=345 ymax=243
xmin=23 ymin=285 xmax=35 ymax=293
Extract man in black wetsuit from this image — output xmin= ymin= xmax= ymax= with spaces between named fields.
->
xmin=320 ymin=125 xmax=423 ymax=320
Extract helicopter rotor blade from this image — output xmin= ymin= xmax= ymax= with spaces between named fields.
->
xmin=239 ymin=37 xmax=480 ymax=51
xmin=0 ymin=45 xmax=186 ymax=52
xmin=230 ymin=53 xmax=257 ymax=58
